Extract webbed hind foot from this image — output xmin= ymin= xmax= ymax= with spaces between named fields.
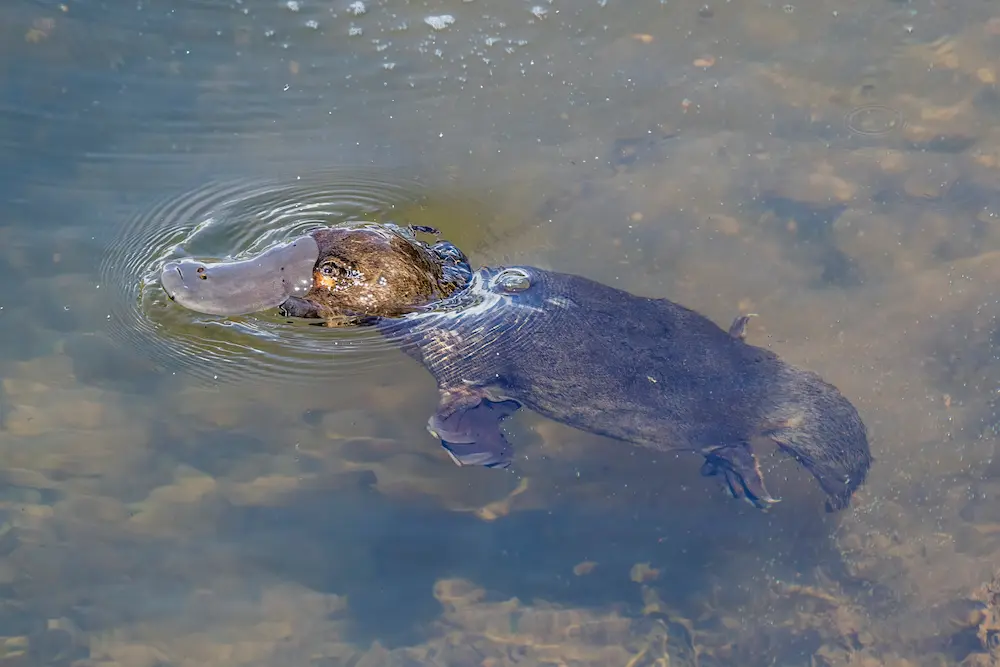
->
xmin=728 ymin=313 xmax=758 ymax=341
xmin=427 ymin=389 xmax=521 ymax=469
xmin=701 ymin=442 xmax=781 ymax=510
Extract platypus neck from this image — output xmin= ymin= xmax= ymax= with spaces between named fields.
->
xmin=373 ymin=269 xmax=490 ymax=338
xmin=372 ymin=266 xmax=529 ymax=361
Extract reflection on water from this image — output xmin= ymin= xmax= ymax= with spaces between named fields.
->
xmin=4 ymin=0 xmax=1000 ymax=664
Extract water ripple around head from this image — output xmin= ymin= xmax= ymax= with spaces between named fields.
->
xmin=100 ymin=167 xmax=430 ymax=386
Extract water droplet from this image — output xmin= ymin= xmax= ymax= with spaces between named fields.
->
xmin=495 ymin=269 xmax=531 ymax=292
xmin=424 ymin=14 xmax=456 ymax=30
xmin=305 ymin=19 xmax=319 ymax=29
xmin=286 ymin=0 xmax=300 ymax=12
xmin=348 ymin=1 xmax=366 ymax=15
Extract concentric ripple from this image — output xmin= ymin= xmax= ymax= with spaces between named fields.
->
xmin=845 ymin=104 xmax=904 ymax=137
xmin=100 ymin=167 xmax=437 ymax=386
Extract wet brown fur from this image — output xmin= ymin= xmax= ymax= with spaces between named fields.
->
xmin=300 ymin=227 xmax=455 ymax=320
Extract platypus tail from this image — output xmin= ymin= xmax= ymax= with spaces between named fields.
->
xmin=762 ymin=366 xmax=873 ymax=512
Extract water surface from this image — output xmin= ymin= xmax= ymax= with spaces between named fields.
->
xmin=3 ymin=0 xmax=1000 ymax=665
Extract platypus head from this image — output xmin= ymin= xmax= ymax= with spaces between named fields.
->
xmin=159 ymin=223 xmax=472 ymax=323
xmin=294 ymin=225 xmax=468 ymax=321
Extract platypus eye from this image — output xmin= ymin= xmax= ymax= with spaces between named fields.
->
xmin=320 ymin=261 xmax=364 ymax=282
xmin=319 ymin=261 xmax=342 ymax=277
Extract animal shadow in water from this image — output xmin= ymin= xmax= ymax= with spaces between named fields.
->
xmin=214 ymin=452 xmax=854 ymax=650
xmin=756 ymin=194 xmax=862 ymax=289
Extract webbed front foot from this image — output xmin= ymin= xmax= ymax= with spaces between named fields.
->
xmin=279 ymin=296 xmax=323 ymax=319
xmin=701 ymin=442 xmax=781 ymax=510
xmin=408 ymin=224 xmax=441 ymax=236
xmin=429 ymin=239 xmax=473 ymax=292
xmin=427 ymin=389 xmax=521 ymax=469
xmin=278 ymin=297 xmax=380 ymax=327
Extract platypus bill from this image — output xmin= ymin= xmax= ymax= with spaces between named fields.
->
xmin=159 ymin=223 xmax=872 ymax=512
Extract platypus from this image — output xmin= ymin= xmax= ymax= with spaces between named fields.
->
xmin=160 ymin=223 xmax=872 ymax=512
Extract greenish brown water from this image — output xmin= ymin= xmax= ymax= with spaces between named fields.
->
xmin=4 ymin=0 xmax=1000 ymax=665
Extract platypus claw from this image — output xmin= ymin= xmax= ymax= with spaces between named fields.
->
xmin=701 ymin=443 xmax=780 ymax=511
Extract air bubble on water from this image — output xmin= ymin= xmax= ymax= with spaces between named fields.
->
xmin=286 ymin=0 xmax=300 ymax=11
xmin=382 ymin=62 xmax=396 ymax=70
xmin=424 ymin=14 xmax=455 ymax=30
xmin=391 ymin=21 xmax=408 ymax=31
xmin=264 ymin=28 xmax=276 ymax=37
xmin=598 ymin=0 xmax=607 ymax=6
xmin=348 ymin=0 xmax=366 ymax=14
xmin=348 ymin=23 xmax=363 ymax=35
xmin=530 ymin=6 xmax=548 ymax=18
xmin=305 ymin=19 xmax=319 ymax=29
xmin=375 ymin=40 xmax=389 ymax=51
xmin=484 ymin=36 xmax=500 ymax=45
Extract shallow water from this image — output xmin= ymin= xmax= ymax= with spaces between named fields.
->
xmin=4 ymin=0 xmax=1000 ymax=665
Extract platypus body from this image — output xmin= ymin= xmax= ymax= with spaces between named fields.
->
xmin=161 ymin=224 xmax=872 ymax=511
xmin=382 ymin=266 xmax=869 ymax=511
